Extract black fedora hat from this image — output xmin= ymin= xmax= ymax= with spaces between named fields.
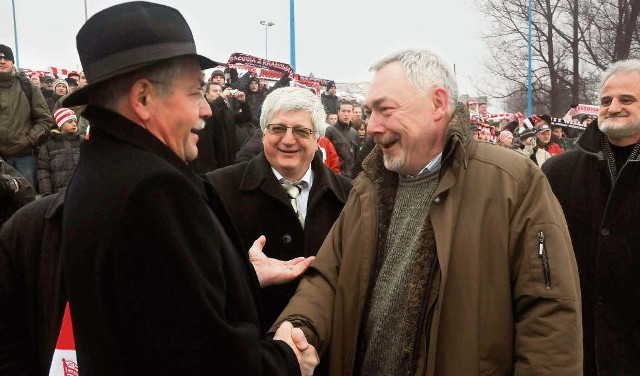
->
xmin=64 ymin=1 xmax=220 ymax=107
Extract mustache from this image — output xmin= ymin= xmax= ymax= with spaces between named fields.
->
xmin=192 ymin=121 xmax=205 ymax=131
xmin=374 ymin=134 xmax=400 ymax=147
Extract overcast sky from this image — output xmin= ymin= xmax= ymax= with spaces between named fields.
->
xmin=1 ymin=0 xmax=489 ymax=97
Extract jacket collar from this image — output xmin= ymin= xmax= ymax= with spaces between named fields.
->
xmin=575 ymin=120 xmax=605 ymax=160
xmin=238 ymin=152 xmax=347 ymax=204
xmin=81 ymin=105 xmax=207 ymax=198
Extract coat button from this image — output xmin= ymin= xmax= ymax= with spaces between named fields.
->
xmin=433 ymin=196 xmax=441 ymax=204
xmin=596 ymin=296 xmax=605 ymax=306
xmin=282 ymin=234 xmax=292 ymax=244
xmin=600 ymin=228 xmax=610 ymax=236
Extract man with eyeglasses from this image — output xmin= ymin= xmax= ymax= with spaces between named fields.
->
xmin=206 ymin=86 xmax=352 ymax=333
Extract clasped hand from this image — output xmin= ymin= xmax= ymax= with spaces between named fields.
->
xmin=274 ymin=321 xmax=319 ymax=376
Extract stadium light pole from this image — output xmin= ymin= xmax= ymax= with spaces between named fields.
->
xmin=84 ymin=0 xmax=88 ymax=21
xmin=289 ymin=0 xmax=296 ymax=72
xmin=527 ymin=0 xmax=533 ymax=116
xmin=11 ymin=0 xmax=19 ymax=67
xmin=260 ymin=20 xmax=275 ymax=59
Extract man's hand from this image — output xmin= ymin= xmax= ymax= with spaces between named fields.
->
xmin=249 ymin=236 xmax=315 ymax=287
xmin=234 ymin=90 xmax=246 ymax=102
xmin=274 ymin=321 xmax=319 ymax=376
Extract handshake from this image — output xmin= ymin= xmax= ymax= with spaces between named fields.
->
xmin=274 ymin=321 xmax=319 ymax=376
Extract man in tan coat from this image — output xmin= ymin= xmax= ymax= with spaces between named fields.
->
xmin=272 ymin=49 xmax=583 ymax=375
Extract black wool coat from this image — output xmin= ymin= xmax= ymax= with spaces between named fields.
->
xmin=0 ymin=192 xmax=65 ymax=376
xmin=206 ymin=153 xmax=352 ymax=330
xmin=62 ymin=106 xmax=300 ymax=375
xmin=543 ymin=121 xmax=640 ymax=376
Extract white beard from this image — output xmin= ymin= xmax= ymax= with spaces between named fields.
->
xmin=598 ymin=118 xmax=640 ymax=141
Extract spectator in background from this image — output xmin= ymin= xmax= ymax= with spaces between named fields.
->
xmin=517 ymin=128 xmax=551 ymax=167
xmin=326 ymin=113 xmax=338 ymax=125
xmin=466 ymin=98 xmax=478 ymax=114
xmin=0 ymin=44 xmax=54 ymax=189
xmin=47 ymin=79 xmax=69 ymax=112
xmin=245 ymin=76 xmax=266 ymax=124
xmin=543 ymin=58 xmax=640 ymax=376
xmin=497 ymin=130 xmax=513 ymax=148
xmin=209 ymin=69 xmax=225 ymax=86
xmin=325 ymin=100 xmax=360 ymax=179
xmin=0 ymin=157 xmax=36 ymax=227
xmin=478 ymin=101 xmax=489 ymax=118
xmin=353 ymin=104 xmax=364 ymax=121
xmin=535 ymin=122 xmax=563 ymax=155
xmin=206 ymin=87 xmax=351 ymax=331
xmin=40 ymin=76 xmax=54 ymax=102
xmin=551 ymin=123 xmax=577 ymax=151
xmin=53 ymin=72 xmax=90 ymax=137
xmin=37 ymin=108 xmax=83 ymax=196
xmin=321 ymin=80 xmax=340 ymax=115
xmin=65 ymin=77 xmax=78 ymax=93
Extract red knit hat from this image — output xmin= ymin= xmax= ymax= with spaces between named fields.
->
xmin=53 ymin=108 xmax=77 ymax=128
xmin=497 ymin=130 xmax=513 ymax=143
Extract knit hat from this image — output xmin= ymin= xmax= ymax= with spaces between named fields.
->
xmin=53 ymin=78 xmax=69 ymax=91
xmin=466 ymin=98 xmax=478 ymax=106
xmin=211 ymin=69 xmax=225 ymax=78
xmin=0 ymin=44 xmax=14 ymax=63
xmin=519 ymin=128 xmax=536 ymax=139
xmin=249 ymin=76 xmax=260 ymax=84
xmin=41 ymin=75 xmax=54 ymax=83
xmin=326 ymin=81 xmax=336 ymax=89
xmin=53 ymin=108 xmax=77 ymax=128
xmin=497 ymin=130 xmax=513 ymax=143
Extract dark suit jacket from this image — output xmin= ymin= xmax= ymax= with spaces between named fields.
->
xmin=206 ymin=153 xmax=352 ymax=330
xmin=62 ymin=106 xmax=299 ymax=375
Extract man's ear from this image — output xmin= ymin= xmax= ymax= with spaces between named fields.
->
xmin=129 ymin=79 xmax=154 ymax=121
xmin=431 ymin=87 xmax=450 ymax=122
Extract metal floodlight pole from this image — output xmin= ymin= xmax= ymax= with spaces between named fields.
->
xmin=84 ymin=0 xmax=89 ymax=21
xmin=11 ymin=0 xmax=19 ymax=67
xmin=260 ymin=20 xmax=275 ymax=59
xmin=527 ymin=0 xmax=533 ymax=116
xmin=289 ymin=0 xmax=296 ymax=72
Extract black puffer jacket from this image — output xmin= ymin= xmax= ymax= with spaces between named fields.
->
xmin=36 ymin=131 xmax=82 ymax=195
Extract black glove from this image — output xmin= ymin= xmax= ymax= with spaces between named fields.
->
xmin=0 ymin=174 xmax=18 ymax=199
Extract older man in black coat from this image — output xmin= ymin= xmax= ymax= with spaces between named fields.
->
xmin=207 ymin=87 xmax=352 ymax=331
xmin=60 ymin=3 xmax=317 ymax=375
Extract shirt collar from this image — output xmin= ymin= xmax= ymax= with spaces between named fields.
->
xmin=271 ymin=165 xmax=314 ymax=188
xmin=401 ymin=152 xmax=443 ymax=180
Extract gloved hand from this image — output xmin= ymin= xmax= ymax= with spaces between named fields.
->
xmin=0 ymin=174 xmax=18 ymax=199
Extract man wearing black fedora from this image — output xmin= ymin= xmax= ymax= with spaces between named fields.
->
xmin=61 ymin=2 xmax=317 ymax=375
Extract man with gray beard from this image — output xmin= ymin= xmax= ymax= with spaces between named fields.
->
xmin=543 ymin=59 xmax=640 ymax=376
xmin=272 ymin=48 xmax=582 ymax=375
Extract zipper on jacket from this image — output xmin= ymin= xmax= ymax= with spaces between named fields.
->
xmin=410 ymin=256 xmax=439 ymax=375
xmin=538 ymin=231 xmax=551 ymax=289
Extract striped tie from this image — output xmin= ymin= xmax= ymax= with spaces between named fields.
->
xmin=281 ymin=181 xmax=305 ymax=227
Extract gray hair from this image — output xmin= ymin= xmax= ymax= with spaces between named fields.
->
xmin=369 ymin=49 xmax=458 ymax=108
xmin=260 ymin=87 xmax=326 ymax=140
xmin=87 ymin=56 xmax=195 ymax=110
xmin=600 ymin=58 xmax=640 ymax=90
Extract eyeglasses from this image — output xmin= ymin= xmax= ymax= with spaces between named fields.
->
xmin=266 ymin=124 xmax=314 ymax=139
